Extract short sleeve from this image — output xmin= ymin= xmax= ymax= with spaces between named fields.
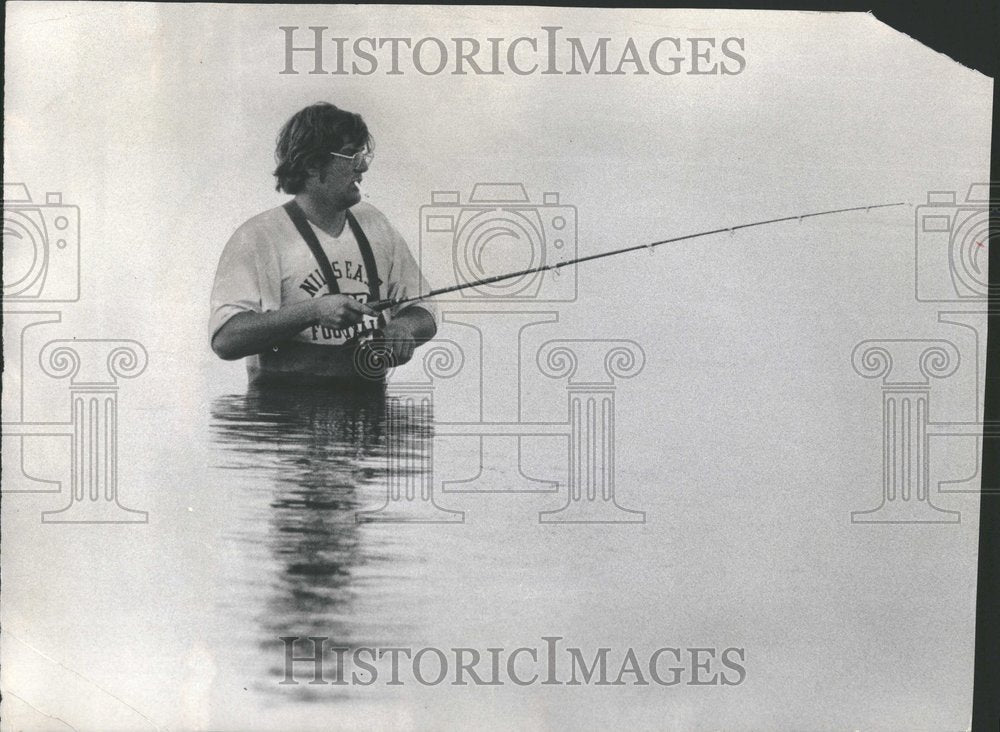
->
xmin=208 ymin=229 xmax=268 ymax=343
xmin=383 ymin=221 xmax=439 ymax=325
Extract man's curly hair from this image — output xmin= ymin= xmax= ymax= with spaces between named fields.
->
xmin=273 ymin=102 xmax=372 ymax=194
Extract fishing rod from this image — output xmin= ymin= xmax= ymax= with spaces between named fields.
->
xmin=370 ymin=201 xmax=908 ymax=312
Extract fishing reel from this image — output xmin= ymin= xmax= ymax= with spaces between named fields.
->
xmin=349 ymin=328 xmax=396 ymax=381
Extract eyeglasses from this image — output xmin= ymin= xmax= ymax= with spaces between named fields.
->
xmin=330 ymin=148 xmax=374 ymax=170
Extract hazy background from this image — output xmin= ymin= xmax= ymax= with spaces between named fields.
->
xmin=2 ymin=4 xmax=992 ymax=730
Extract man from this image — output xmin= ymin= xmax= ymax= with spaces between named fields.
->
xmin=209 ymin=102 xmax=437 ymax=386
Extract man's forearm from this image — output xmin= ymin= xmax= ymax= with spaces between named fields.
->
xmin=213 ymin=302 xmax=435 ymax=361
xmin=212 ymin=301 xmax=318 ymax=360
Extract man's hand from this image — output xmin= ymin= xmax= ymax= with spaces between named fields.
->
xmin=313 ymin=294 xmax=377 ymax=329
xmin=380 ymin=319 xmax=417 ymax=365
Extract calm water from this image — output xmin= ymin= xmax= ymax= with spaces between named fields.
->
xmin=203 ymin=383 xmax=748 ymax=729
xmin=194 ymin=367 xmax=978 ymax=730
xmin=1 ymin=346 xmax=977 ymax=730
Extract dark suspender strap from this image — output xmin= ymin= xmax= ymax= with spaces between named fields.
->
xmin=345 ymin=209 xmax=382 ymax=305
xmin=283 ymin=199 xmax=339 ymax=295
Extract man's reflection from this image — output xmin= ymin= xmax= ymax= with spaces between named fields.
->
xmin=210 ymin=385 xmax=413 ymax=690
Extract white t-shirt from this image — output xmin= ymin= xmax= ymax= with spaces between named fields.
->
xmin=209 ymin=201 xmax=436 ymax=375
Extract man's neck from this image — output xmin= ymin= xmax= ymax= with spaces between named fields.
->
xmin=295 ymin=194 xmax=347 ymax=237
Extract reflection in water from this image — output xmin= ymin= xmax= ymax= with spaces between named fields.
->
xmin=209 ymin=385 xmax=432 ymax=697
